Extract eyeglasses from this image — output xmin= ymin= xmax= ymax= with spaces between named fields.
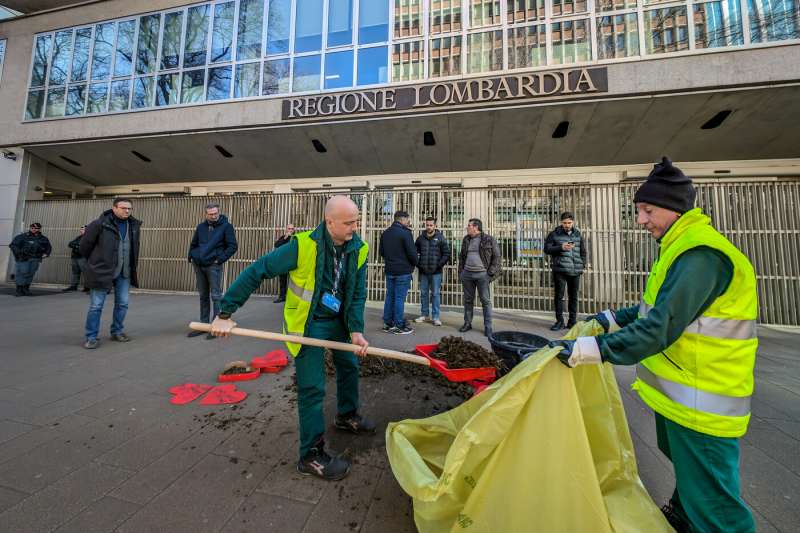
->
xmin=116 ymin=207 xmax=133 ymax=211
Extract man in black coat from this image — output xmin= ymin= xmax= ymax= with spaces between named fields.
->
xmin=544 ymin=211 xmax=587 ymax=331
xmin=414 ymin=217 xmax=450 ymax=326
xmin=9 ymin=222 xmax=52 ymax=296
xmin=63 ymin=225 xmax=87 ymax=292
xmin=80 ymin=198 xmax=142 ymax=349
xmin=272 ymin=223 xmax=295 ymax=303
xmin=187 ymin=203 xmax=238 ymax=338
xmin=378 ymin=211 xmax=418 ymax=334
xmin=458 ymin=218 xmax=502 ymax=337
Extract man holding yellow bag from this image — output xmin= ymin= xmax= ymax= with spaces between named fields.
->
xmin=548 ymin=158 xmax=757 ymax=533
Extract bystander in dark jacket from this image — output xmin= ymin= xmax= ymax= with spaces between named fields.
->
xmin=416 ymin=230 xmax=450 ymax=274
xmin=379 ymin=221 xmax=418 ymax=275
xmin=80 ymin=209 xmax=142 ymax=290
xmin=188 ymin=214 xmax=238 ymax=267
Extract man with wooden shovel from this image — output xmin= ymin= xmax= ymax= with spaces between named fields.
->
xmin=210 ymin=195 xmax=374 ymax=481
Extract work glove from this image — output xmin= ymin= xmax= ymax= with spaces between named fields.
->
xmin=547 ymin=337 xmax=603 ymax=368
xmin=583 ymin=309 xmax=620 ymax=333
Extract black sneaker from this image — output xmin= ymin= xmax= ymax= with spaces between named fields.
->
xmin=84 ymin=339 xmax=99 ymax=350
xmin=566 ymin=320 xmax=577 ymax=329
xmin=335 ymin=412 xmax=376 ymax=435
xmin=458 ymin=323 xmax=472 ymax=333
xmin=205 ymin=333 xmax=216 ymax=340
xmin=660 ymin=501 xmax=691 ymax=533
xmin=382 ymin=324 xmax=393 ymax=333
xmin=187 ymin=330 xmax=205 ymax=338
xmin=549 ymin=321 xmax=565 ymax=331
xmin=111 ymin=333 xmax=131 ymax=342
xmin=297 ymin=440 xmax=351 ymax=481
xmin=62 ymin=285 xmax=78 ymax=292
xmin=392 ymin=325 xmax=414 ymax=335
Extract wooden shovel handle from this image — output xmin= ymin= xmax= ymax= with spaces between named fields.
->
xmin=189 ymin=322 xmax=431 ymax=367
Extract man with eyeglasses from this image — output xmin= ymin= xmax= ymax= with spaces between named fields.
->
xmin=80 ymin=198 xmax=142 ymax=350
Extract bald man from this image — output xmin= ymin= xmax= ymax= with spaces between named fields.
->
xmin=211 ymin=196 xmax=373 ymax=481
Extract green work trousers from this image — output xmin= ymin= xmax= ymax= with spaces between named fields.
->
xmin=655 ymin=412 xmax=755 ymax=533
xmin=294 ymin=317 xmax=360 ymax=458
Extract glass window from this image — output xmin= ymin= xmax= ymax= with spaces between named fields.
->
xmin=644 ymin=6 xmax=689 ymax=54
xmin=136 ymin=14 xmax=161 ymax=75
xmin=263 ymin=58 xmax=290 ymax=94
xmin=91 ymin=22 xmax=116 ymax=81
xmin=66 ymin=85 xmax=86 ymax=115
xmin=325 ymin=49 xmax=354 ymax=89
xmin=471 ymin=1 xmax=501 ymax=28
xmin=429 ymin=36 xmax=462 ymax=77
xmin=508 ymin=0 xmax=546 ymax=22
xmin=25 ymin=89 xmax=45 ymax=119
xmin=552 ymin=0 xmax=589 ymax=16
xmin=430 ymin=0 xmax=462 ymax=34
xmin=114 ymin=20 xmax=136 ymax=78
xmin=267 ymin=0 xmax=292 ymax=55
xmin=748 ymin=0 xmax=799 ymax=43
xmin=394 ymin=0 xmax=421 ymax=38
xmin=596 ymin=0 xmax=638 ymax=11
xmin=329 ymin=0 xmax=354 ymax=47
xmin=467 ymin=30 xmax=503 ymax=73
xmin=88 ymin=82 xmax=109 ymax=113
xmin=552 ymin=19 xmax=591 ymax=64
xmin=296 ymin=0 xmax=324 ymax=52
xmin=392 ymin=40 xmax=424 ymax=81
xmin=184 ymin=5 xmax=211 ymax=68
xmin=211 ymin=2 xmax=235 ymax=63
xmin=156 ymin=73 xmax=180 ymax=106
xmin=181 ymin=68 xmax=206 ymax=103
xmin=694 ymin=0 xmax=743 ymax=49
xmin=49 ymin=30 xmax=73 ymax=86
xmin=234 ymin=62 xmax=260 ymax=97
xmin=30 ymin=34 xmax=52 ymax=87
xmin=45 ymin=87 xmax=66 ymax=117
xmin=237 ymin=0 xmax=265 ymax=60
xmin=597 ymin=13 xmax=640 ymax=58
xmin=508 ymin=24 xmax=546 ymax=69
xmin=207 ymin=65 xmax=232 ymax=100
xmin=132 ymin=76 xmax=155 ymax=108
xmin=71 ymin=28 xmax=92 ymax=83
xmin=161 ymin=11 xmax=183 ymax=70
xmin=293 ymin=54 xmax=321 ymax=92
xmin=359 ymin=0 xmax=389 ymax=44
xmin=357 ymin=46 xmax=388 ymax=85
xmin=109 ymin=79 xmax=131 ymax=111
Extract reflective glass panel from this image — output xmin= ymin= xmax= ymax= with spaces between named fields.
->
xmin=181 ymin=68 xmax=206 ymax=103
xmin=644 ymin=7 xmax=689 ymax=53
xmin=211 ymin=2 xmax=235 ymax=63
xmin=71 ymin=28 xmax=92 ymax=82
xmin=748 ymin=0 xmax=799 ymax=42
xmin=267 ymin=0 xmax=291 ymax=54
xmin=471 ymin=0 xmax=501 ymax=28
xmin=136 ymin=14 xmax=161 ymax=75
xmin=429 ymin=36 xmax=462 ymax=78
xmin=296 ymin=0 xmax=324 ymax=52
xmin=25 ymin=89 xmax=45 ymax=119
xmin=30 ymin=34 xmax=52 ymax=87
xmin=132 ymin=76 xmax=155 ymax=108
xmin=552 ymin=0 xmax=588 ymax=16
xmin=49 ymin=30 xmax=73 ymax=86
xmin=45 ymin=87 xmax=66 ymax=117
xmin=88 ymin=82 xmax=109 ymax=113
xmin=551 ymin=19 xmax=591 ymax=64
xmin=394 ymin=0 xmax=422 ymax=38
xmin=114 ymin=20 xmax=136 ymax=78
xmin=597 ymin=14 xmax=640 ymax=59
xmin=91 ymin=22 xmax=115 ymax=81
xmin=694 ymin=0 xmax=743 ymax=49
xmin=357 ymin=45 xmax=388 ymax=85
xmin=66 ymin=84 xmax=86 ymax=115
xmin=324 ymin=49 xmax=354 ymax=89
xmin=237 ymin=0 xmax=264 ymax=60
xmin=161 ymin=11 xmax=183 ymax=70
xmin=184 ymin=5 xmax=211 ymax=67
xmin=596 ymin=0 xmax=637 ymax=10
xmin=263 ymin=58 xmax=290 ymax=94
xmin=359 ymin=0 xmax=390 ymax=44
xmin=292 ymin=54 xmax=321 ymax=92
xmin=508 ymin=25 xmax=546 ymax=69
xmin=109 ymin=79 xmax=131 ymax=111
xmin=467 ymin=30 xmax=502 ymax=74
xmin=156 ymin=73 xmax=180 ymax=106
xmin=508 ymin=0 xmax=546 ymax=22
xmin=329 ymin=0 xmax=354 ymax=47
xmin=430 ymin=0 xmax=462 ymax=34
xmin=234 ymin=62 xmax=260 ymax=97
xmin=207 ymin=65 xmax=232 ymax=100
xmin=392 ymin=40 xmax=424 ymax=81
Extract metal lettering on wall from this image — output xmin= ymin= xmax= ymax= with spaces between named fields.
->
xmin=282 ymin=68 xmax=608 ymax=120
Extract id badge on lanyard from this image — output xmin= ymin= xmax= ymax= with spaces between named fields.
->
xmin=321 ymin=250 xmax=343 ymax=313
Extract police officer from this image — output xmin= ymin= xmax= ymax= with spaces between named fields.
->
xmin=9 ymin=222 xmax=51 ymax=296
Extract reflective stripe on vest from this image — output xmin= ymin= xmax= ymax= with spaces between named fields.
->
xmin=288 ymin=278 xmax=314 ymax=303
xmin=636 ymin=363 xmax=751 ymax=417
xmin=639 ymin=300 xmax=757 ymax=341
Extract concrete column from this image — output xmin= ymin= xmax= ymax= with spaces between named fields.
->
xmin=0 ymin=149 xmax=44 ymax=280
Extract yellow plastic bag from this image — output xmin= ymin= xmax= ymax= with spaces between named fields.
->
xmin=386 ymin=321 xmax=672 ymax=532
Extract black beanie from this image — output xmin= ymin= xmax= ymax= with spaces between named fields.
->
xmin=633 ymin=157 xmax=696 ymax=213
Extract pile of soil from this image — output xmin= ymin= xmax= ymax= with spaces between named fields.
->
xmin=221 ymin=365 xmax=253 ymax=375
xmin=431 ymin=336 xmax=504 ymax=371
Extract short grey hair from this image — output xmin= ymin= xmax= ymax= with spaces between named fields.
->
xmin=205 ymin=203 xmax=220 ymax=211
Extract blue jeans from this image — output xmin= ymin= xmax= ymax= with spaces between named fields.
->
xmin=419 ymin=272 xmax=442 ymax=320
xmin=15 ymin=259 xmax=41 ymax=286
xmin=85 ymin=276 xmax=130 ymax=341
xmin=383 ymin=273 xmax=412 ymax=328
xmin=193 ymin=263 xmax=222 ymax=323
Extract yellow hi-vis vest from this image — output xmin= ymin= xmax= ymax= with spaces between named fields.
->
xmin=282 ymin=230 xmax=369 ymax=357
xmin=632 ymin=208 xmax=758 ymax=438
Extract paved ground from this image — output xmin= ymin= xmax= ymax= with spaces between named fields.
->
xmin=0 ymin=286 xmax=797 ymax=532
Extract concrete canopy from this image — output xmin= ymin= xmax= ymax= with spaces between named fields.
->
xmin=21 ymin=84 xmax=800 ymax=187
xmin=1 ymin=1 xmax=85 ymax=14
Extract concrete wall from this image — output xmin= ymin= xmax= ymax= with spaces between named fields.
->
xmin=0 ymin=148 xmax=28 ymax=278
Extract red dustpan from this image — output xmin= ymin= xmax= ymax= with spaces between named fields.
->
xmin=251 ymin=349 xmax=289 ymax=373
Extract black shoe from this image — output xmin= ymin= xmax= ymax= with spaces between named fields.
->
xmin=205 ymin=333 xmax=216 ymax=340
xmin=110 ymin=333 xmax=131 ymax=342
xmin=549 ymin=321 xmax=565 ymax=331
xmin=273 ymin=298 xmax=285 ymax=303
xmin=297 ymin=440 xmax=351 ymax=481
xmin=335 ymin=412 xmax=377 ymax=435
xmin=382 ymin=323 xmax=393 ymax=333
xmin=660 ymin=501 xmax=691 ymax=533
xmin=62 ymin=285 xmax=78 ymax=292
xmin=566 ymin=319 xmax=577 ymax=329
xmin=23 ymin=285 xmax=33 ymax=296
xmin=458 ymin=323 xmax=472 ymax=333
xmin=84 ymin=339 xmax=99 ymax=349
xmin=14 ymin=286 xmax=24 ymax=297
xmin=82 ymin=287 xmax=90 ymax=293
xmin=187 ymin=330 xmax=205 ymax=338
xmin=392 ymin=325 xmax=414 ymax=335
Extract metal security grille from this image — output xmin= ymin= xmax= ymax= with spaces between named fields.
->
xmin=21 ymin=179 xmax=800 ymax=325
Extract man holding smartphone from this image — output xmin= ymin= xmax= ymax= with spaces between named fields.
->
xmin=544 ymin=212 xmax=587 ymax=331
